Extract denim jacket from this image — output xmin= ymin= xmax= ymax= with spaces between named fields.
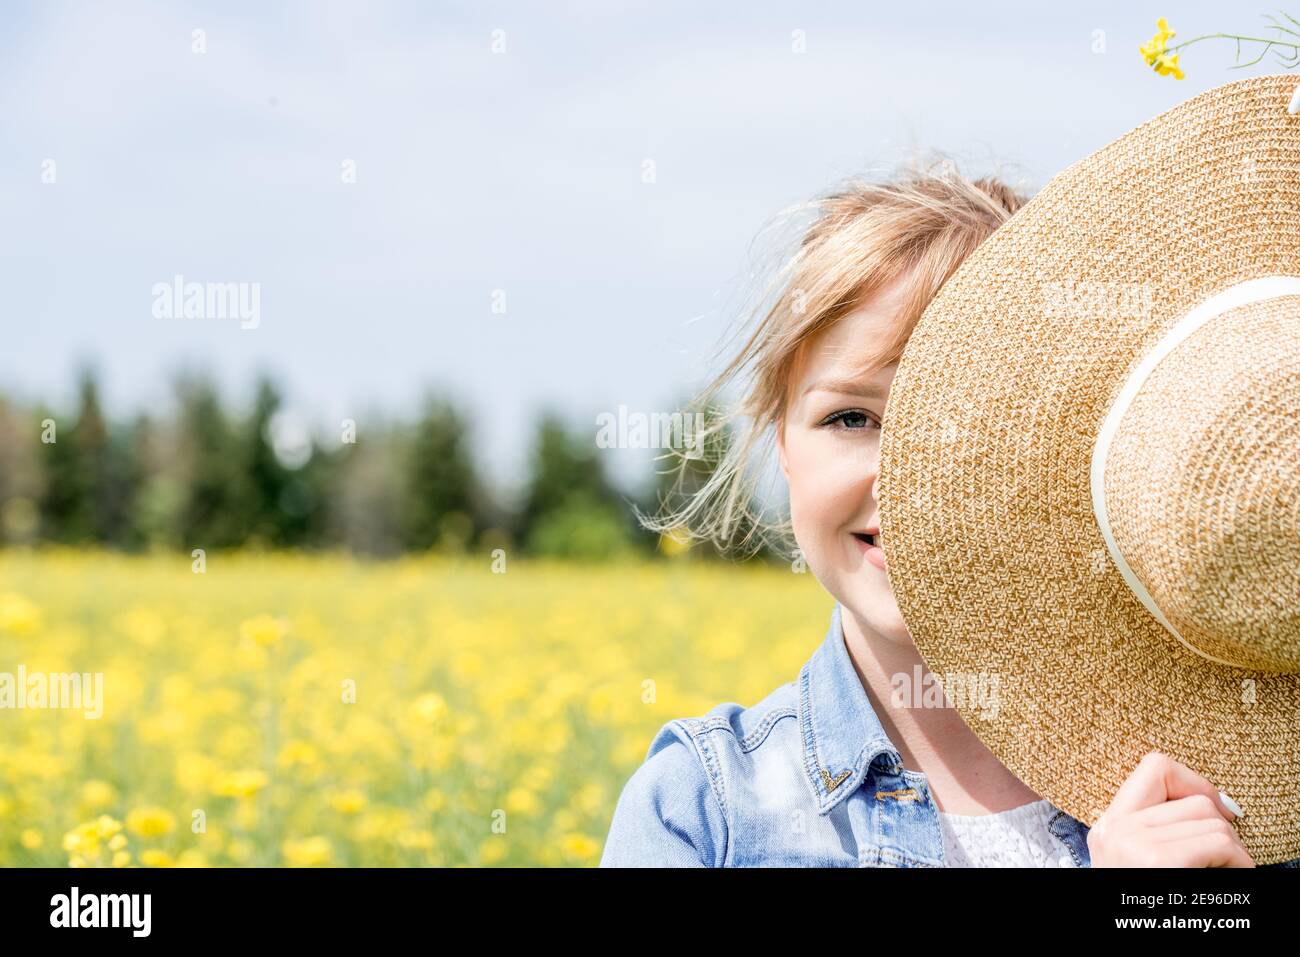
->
xmin=601 ymin=602 xmax=1300 ymax=867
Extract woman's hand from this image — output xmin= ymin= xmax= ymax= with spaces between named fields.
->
xmin=1088 ymin=750 xmax=1254 ymax=867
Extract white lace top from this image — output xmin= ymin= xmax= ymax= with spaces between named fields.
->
xmin=937 ymin=798 xmax=1078 ymax=867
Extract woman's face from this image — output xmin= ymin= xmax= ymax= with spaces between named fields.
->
xmin=778 ymin=276 xmax=913 ymax=648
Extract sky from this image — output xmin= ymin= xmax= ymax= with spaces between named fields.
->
xmin=0 ymin=0 xmax=1282 ymax=501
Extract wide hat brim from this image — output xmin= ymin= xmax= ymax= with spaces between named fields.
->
xmin=878 ymin=74 xmax=1300 ymax=864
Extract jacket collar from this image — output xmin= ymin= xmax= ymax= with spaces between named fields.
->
xmin=799 ymin=602 xmax=904 ymax=814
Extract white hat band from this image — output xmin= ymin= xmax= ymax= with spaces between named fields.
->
xmin=1090 ymin=275 xmax=1300 ymax=667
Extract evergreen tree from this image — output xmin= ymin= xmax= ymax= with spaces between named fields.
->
xmin=402 ymin=393 xmax=481 ymax=551
xmin=239 ymin=376 xmax=292 ymax=547
xmin=34 ymin=371 xmax=110 ymax=543
xmin=174 ymin=374 xmax=245 ymax=550
xmin=97 ymin=418 xmax=141 ymax=547
xmin=74 ymin=370 xmax=114 ymax=541
xmin=517 ymin=411 xmax=637 ymax=559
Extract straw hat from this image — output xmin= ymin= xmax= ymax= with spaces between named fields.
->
xmin=877 ymin=74 xmax=1300 ymax=865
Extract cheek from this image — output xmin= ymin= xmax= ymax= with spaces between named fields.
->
xmin=786 ymin=436 xmax=866 ymax=530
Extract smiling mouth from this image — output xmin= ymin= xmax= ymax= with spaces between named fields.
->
xmin=852 ymin=532 xmax=877 ymax=547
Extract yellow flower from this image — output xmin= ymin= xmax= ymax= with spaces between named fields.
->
xmin=478 ymin=838 xmax=508 ymax=864
xmin=0 ymin=547 xmax=844 ymax=867
xmin=1140 ymin=17 xmax=1185 ymax=78
xmin=0 ymin=592 xmax=41 ymax=635
xmin=212 ymin=768 xmax=269 ymax=798
xmin=276 ymin=740 xmax=320 ymax=768
xmin=112 ymin=850 xmax=131 ymax=868
xmin=1153 ymin=51 xmax=1185 ymax=79
xmin=328 ymin=789 xmax=367 ymax=814
xmin=81 ymin=780 xmax=116 ymax=808
xmin=504 ymin=787 xmax=540 ymax=815
xmin=126 ymin=806 xmax=177 ymax=838
xmin=411 ymin=692 xmax=448 ymax=723
xmin=239 ymin=614 xmax=288 ymax=648
xmin=282 ymin=836 xmax=332 ymax=866
xmin=559 ymin=832 xmax=601 ymax=861
xmin=62 ymin=815 xmax=125 ymax=864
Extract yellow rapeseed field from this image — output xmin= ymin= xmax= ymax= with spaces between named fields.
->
xmin=0 ymin=549 xmax=829 ymax=866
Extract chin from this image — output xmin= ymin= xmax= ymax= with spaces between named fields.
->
xmin=841 ymin=582 xmax=913 ymax=645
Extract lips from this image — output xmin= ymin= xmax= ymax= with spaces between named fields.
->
xmin=853 ymin=527 xmax=887 ymax=570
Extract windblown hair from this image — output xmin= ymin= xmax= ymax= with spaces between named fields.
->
xmin=637 ymin=155 xmax=1029 ymax=560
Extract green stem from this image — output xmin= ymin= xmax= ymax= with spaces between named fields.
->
xmin=1161 ymin=32 xmax=1300 ymax=70
xmin=1166 ymin=33 xmax=1300 ymax=53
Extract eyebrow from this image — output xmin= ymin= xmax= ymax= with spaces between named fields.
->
xmin=801 ymin=377 xmax=889 ymax=400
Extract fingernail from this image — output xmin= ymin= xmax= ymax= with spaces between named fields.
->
xmin=1219 ymin=790 xmax=1244 ymax=819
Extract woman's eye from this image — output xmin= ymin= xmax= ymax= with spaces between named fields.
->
xmin=819 ymin=409 xmax=878 ymax=430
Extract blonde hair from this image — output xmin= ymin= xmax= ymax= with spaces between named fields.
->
xmin=638 ymin=157 xmax=1028 ymax=560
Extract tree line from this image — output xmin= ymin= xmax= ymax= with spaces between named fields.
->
xmin=0 ymin=368 xmax=772 ymax=561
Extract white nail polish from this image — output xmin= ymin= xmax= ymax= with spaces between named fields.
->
xmin=1219 ymin=790 xmax=1244 ymax=818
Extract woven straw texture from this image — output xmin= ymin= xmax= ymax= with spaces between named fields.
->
xmin=1105 ymin=297 xmax=1300 ymax=673
xmin=878 ymin=74 xmax=1300 ymax=865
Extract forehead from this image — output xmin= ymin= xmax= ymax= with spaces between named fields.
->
xmin=800 ymin=309 xmax=893 ymax=373
xmin=790 ymin=279 xmax=910 ymax=392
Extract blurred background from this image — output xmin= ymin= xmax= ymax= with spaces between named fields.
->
xmin=0 ymin=0 xmax=1273 ymax=866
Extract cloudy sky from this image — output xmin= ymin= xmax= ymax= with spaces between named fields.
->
xmin=0 ymin=0 xmax=1276 ymax=498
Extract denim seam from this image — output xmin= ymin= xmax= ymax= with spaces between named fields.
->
xmin=688 ymin=715 xmax=733 ymax=735
xmin=799 ymin=665 xmax=833 ymax=810
xmin=876 ymin=846 xmax=942 ymax=868
xmin=738 ymin=707 xmax=797 ymax=753
xmin=799 ymin=664 xmax=868 ymax=810
xmin=1048 ymin=809 xmax=1087 ymax=867
xmin=675 ymin=719 xmax=731 ymax=867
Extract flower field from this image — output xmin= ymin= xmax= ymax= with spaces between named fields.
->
xmin=0 ymin=550 xmax=828 ymax=866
